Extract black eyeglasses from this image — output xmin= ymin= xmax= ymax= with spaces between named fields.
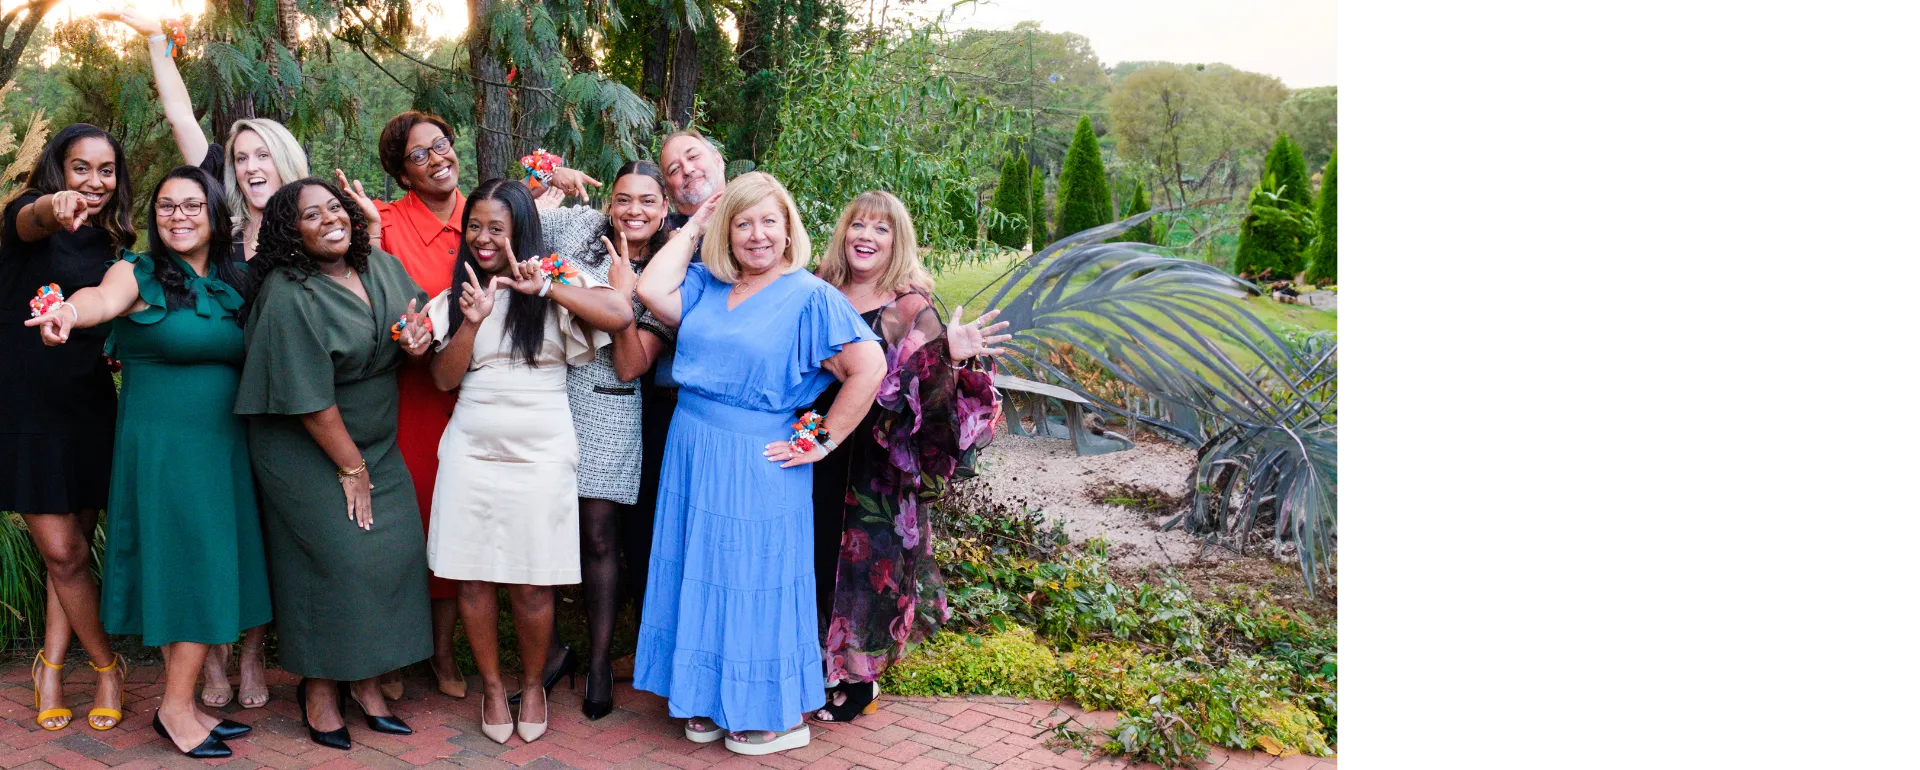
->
xmin=155 ymin=200 xmax=207 ymax=218
xmin=406 ymin=136 xmax=455 ymax=167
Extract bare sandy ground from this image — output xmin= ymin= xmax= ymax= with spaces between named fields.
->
xmin=966 ymin=433 xmax=1252 ymax=570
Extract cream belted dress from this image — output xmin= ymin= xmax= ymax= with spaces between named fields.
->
xmin=423 ymin=278 xmax=611 ymax=585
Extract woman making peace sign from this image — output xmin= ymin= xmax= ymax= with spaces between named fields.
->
xmin=420 ymin=179 xmax=632 ymax=744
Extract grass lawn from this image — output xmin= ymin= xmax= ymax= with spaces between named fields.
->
xmin=926 ymin=250 xmax=1338 ymax=337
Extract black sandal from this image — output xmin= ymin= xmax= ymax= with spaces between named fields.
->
xmin=811 ymin=681 xmax=878 ymax=723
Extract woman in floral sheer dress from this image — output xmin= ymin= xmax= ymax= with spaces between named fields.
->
xmin=808 ymin=191 xmax=1009 ymax=723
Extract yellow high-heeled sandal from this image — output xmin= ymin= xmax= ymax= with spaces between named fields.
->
xmin=31 ymin=650 xmax=72 ymax=731
xmin=86 ymin=653 xmax=125 ymax=730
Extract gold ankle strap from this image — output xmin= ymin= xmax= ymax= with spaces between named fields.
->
xmin=36 ymin=650 xmax=64 ymax=670
xmin=87 ymin=653 xmax=121 ymax=672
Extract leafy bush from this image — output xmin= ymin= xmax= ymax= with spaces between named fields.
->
xmin=1054 ymin=115 xmax=1112 ymax=240
xmin=882 ymin=627 xmax=1063 ymax=700
xmin=1117 ymin=182 xmax=1154 ymax=244
xmin=1061 ymin=642 xmax=1152 ymax=711
xmin=2 ymin=513 xmax=106 ymax=650
xmin=989 ymin=151 xmax=1031 ymax=249
xmin=1234 ymin=134 xmax=1315 ymax=277
xmin=1304 ymin=154 xmax=1336 ymax=284
xmin=948 ymin=185 xmax=981 ymax=246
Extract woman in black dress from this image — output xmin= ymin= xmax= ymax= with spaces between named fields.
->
xmin=2 ymin=124 xmax=138 ymax=732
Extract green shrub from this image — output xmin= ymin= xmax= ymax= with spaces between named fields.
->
xmin=989 ymin=151 xmax=1031 ymax=249
xmin=882 ymin=627 xmax=1063 ymax=700
xmin=1030 ymin=168 xmax=1052 ymax=252
xmin=1234 ymin=134 xmax=1315 ymax=277
xmin=1055 ymin=115 xmax=1112 ymax=239
xmin=1061 ymin=642 xmax=1152 ymax=711
xmin=1263 ymin=133 xmax=1313 ymax=209
xmin=1109 ymin=655 xmax=1333 ymax=766
xmin=1304 ymin=154 xmax=1336 ymax=284
xmin=948 ymin=185 xmax=981 ymax=246
xmin=1117 ymin=181 xmax=1153 ymax=244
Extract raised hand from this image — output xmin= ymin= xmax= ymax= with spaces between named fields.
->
xmin=946 ymin=305 xmax=1012 ymax=363
xmin=602 ymin=235 xmax=637 ymax=299
xmin=49 ymin=191 xmax=89 ymax=232
xmin=497 ymin=239 xmax=547 ymax=296
xmin=395 ymin=298 xmax=433 ymax=355
xmin=23 ymin=303 xmax=78 ymax=346
xmin=459 ymin=263 xmax=496 ymax=323
xmin=682 ymin=193 xmax=723 ymax=238
xmin=547 ymin=166 xmax=602 ymax=200
xmin=98 ymin=9 xmax=162 ymax=37
xmin=334 ymin=169 xmax=382 ymax=237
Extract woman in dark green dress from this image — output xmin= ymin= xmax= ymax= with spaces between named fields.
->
xmin=27 ymin=166 xmax=271 ymax=758
xmin=235 ymin=179 xmax=436 ymax=751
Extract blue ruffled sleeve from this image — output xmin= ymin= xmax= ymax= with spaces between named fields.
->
xmin=795 ymin=279 xmax=880 ymax=374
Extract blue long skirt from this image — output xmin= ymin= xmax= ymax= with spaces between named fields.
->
xmin=633 ymin=391 xmax=827 ymax=732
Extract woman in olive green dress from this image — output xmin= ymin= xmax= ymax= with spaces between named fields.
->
xmin=236 ymin=178 xmax=436 ymax=751
xmin=26 ymin=166 xmax=270 ymax=759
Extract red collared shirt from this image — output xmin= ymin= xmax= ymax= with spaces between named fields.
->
xmin=376 ymin=190 xmax=467 ymax=296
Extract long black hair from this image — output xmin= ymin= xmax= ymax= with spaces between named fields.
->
xmin=584 ymin=160 xmax=672 ymax=268
xmin=447 ymin=178 xmax=548 ymax=366
xmin=145 ymin=165 xmax=246 ymax=316
xmin=14 ymin=123 xmax=137 ymax=249
xmin=246 ymin=178 xmax=374 ymax=300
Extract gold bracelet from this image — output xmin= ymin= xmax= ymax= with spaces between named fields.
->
xmin=337 ymin=460 xmax=368 ymax=479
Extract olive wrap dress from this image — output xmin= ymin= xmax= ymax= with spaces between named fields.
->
xmin=234 ymin=250 xmax=432 ymax=681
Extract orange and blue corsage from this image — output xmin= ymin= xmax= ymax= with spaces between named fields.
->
xmin=164 ymin=19 xmax=187 ymax=58
xmin=789 ymin=410 xmax=830 ymax=454
xmin=390 ymin=313 xmax=432 ymax=342
xmin=536 ymin=253 xmax=583 ymax=287
xmin=28 ymin=284 xmax=63 ymax=317
xmin=520 ymin=149 xmax=562 ymax=194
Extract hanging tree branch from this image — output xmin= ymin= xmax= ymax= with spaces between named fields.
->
xmin=335 ymin=6 xmax=556 ymax=94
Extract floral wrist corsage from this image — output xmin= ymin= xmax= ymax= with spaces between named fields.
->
xmin=28 ymin=284 xmax=64 ymax=317
xmin=789 ymin=410 xmax=834 ymax=454
xmin=536 ymin=253 xmax=583 ymax=289
xmin=520 ymin=149 xmax=562 ymax=193
xmin=390 ymin=313 xmax=432 ymax=342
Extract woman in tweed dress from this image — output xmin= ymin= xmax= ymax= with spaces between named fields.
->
xmin=538 ymin=161 xmax=673 ymax=719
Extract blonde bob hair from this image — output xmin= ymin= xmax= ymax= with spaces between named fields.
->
xmin=223 ymin=118 xmax=310 ymax=230
xmin=817 ymin=190 xmax=932 ymax=295
xmin=700 ymin=171 xmax=810 ymax=284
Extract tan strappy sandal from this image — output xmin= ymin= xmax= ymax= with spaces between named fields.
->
xmin=237 ymin=643 xmax=270 ymax=708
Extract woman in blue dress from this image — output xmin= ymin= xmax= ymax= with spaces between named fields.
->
xmin=633 ymin=172 xmax=885 ymax=756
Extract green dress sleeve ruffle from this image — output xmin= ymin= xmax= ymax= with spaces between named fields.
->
xmin=120 ymin=250 xmax=246 ymax=325
xmin=234 ymin=270 xmax=337 ymax=416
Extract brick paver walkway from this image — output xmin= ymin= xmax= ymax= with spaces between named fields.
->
xmin=0 ymin=663 xmax=1335 ymax=770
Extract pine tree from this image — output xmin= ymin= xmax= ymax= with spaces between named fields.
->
xmin=1304 ymin=154 xmax=1337 ymax=284
xmin=988 ymin=150 xmax=1030 ymax=249
xmin=1030 ymin=169 xmax=1051 ymax=252
xmin=1117 ymin=181 xmax=1153 ymax=243
xmin=1055 ymin=115 xmax=1112 ymax=239
xmin=1235 ymin=133 xmax=1314 ymax=277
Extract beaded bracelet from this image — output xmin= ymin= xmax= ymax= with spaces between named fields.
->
xmin=789 ymin=410 xmax=832 ymax=454
xmin=28 ymin=284 xmax=64 ymax=317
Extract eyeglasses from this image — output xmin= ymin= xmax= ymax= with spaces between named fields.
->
xmin=406 ymin=136 xmax=455 ymax=167
xmin=155 ymin=200 xmax=207 ymax=218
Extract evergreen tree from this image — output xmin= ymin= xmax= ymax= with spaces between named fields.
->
xmin=988 ymin=150 xmax=1029 ymax=249
xmin=1030 ymin=169 xmax=1051 ymax=252
xmin=1117 ymin=181 xmax=1153 ymax=243
xmin=1235 ymin=133 xmax=1314 ymax=277
xmin=1304 ymin=154 xmax=1337 ymax=284
xmin=1054 ymin=114 xmax=1112 ymax=239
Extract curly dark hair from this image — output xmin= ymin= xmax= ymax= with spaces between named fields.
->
xmin=144 ymin=166 xmax=245 ymax=317
xmin=245 ymin=178 xmax=373 ymax=300
xmin=583 ymin=160 xmax=672 ymax=269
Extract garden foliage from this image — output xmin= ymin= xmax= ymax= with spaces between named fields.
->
xmin=1233 ymin=133 xmax=1315 ymax=277
xmin=1305 ymin=154 xmax=1336 ymax=284
xmin=1030 ymin=166 xmax=1051 ymax=252
xmin=1118 ymin=181 xmax=1153 ymax=243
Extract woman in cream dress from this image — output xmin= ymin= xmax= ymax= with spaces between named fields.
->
xmin=422 ymin=179 xmax=633 ymax=745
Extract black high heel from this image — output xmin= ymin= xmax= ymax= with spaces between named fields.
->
xmin=581 ymin=658 xmax=613 ymax=720
xmin=154 ymin=713 xmax=232 ymax=759
xmin=297 ymin=679 xmax=352 ymax=751
xmin=345 ymin=682 xmax=414 ymax=735
xmin=510 ymin=645 xmax=576 ymax=707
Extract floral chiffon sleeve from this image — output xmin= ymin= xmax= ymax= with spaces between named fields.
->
xmin=870 ymin=294 xmax=1002 ymax=494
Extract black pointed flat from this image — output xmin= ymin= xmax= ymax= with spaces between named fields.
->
xmin=154 ymin=715 xmax=233 ymax=759
xmin=209 ymin=719 xmax=251 ymax=741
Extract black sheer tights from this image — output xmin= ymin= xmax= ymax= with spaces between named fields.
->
xmin=542 ymin=497 xmax=623 ymax=704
